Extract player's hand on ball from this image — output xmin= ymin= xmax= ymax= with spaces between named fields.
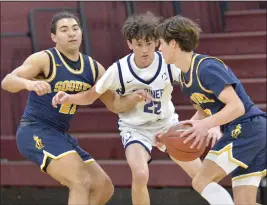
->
xmin=131 ymin=89 xmax=152 ymax=103
xmin=155 ymin=132 xmax=164 ymax=147
xmin=180 ymin=120 xmax=210 ymax=149
xmin=154 ymin=132 xmax=167 ymax=152
xmin=52 ymin=91 xmax=72 ymax=108
xmin=26 ymin=80 xmax=52 ymax=96
xmin=206 ymin=126 xmax=222 ymax=147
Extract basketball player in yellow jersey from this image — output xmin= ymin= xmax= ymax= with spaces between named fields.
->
xmin=1 ymin=12 xmax=151 ymax=205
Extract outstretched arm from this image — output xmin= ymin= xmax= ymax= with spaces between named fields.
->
xmin=52 ymin=61 xmax=152 ymax=113
xmin=96 ymin=62 xmax=152 ymax=113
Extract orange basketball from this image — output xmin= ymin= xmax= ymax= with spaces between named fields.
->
xmin=160 ymin=123 xmax=206 ymax=161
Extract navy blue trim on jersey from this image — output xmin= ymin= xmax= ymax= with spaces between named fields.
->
xmin=44 ymin=50 xmax=53 ymax=80
xmin=127 ymin=52 xmax=162 ymax=85
xmin=167 ymin=64 xmax=173 ymax=85
xmin=93 ymin=60 xmax=99 ymax=80
xmin=116 ymin=60 xmax=125 ymax=95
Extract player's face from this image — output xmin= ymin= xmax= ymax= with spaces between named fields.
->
xmin=127 ymin=38 xmax=158 ymax=68
xmin=158 ymin=38 xmax=176 ymax=64
xmin=51 ymin=18 xmax=82 ymax=52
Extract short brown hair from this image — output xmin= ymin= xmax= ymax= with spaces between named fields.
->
xmin=51 ymin=11 xmax=81 ymax=34
xmin=155 ymin=15 xmax=202 ymax=52
xmin=122 ymin=11 xmax=161 ymax=42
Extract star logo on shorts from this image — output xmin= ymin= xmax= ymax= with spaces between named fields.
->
xmin=33 ymin=135 xmax=45 ymax=150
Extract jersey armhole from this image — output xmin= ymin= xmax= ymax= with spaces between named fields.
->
xmin=116 ymin=60 xmax=125 ymax=95
xmin=44 ymin=50 xmax=53 ymax=79
xmin=43 ymin=50 xmax=56 ymax=82
xmin=196 ymin=57 xmax=218 ymax=94
xmin=93 ymin=60 xmax=99 ymax=81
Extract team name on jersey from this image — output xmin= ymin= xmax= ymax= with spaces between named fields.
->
xmin=190 ymin=93 xmax=215 ymax=105
xmin=133 ymin=88 xmax=164 ymax=99
xmin=54 ymin=80 xmax=91 ymax=92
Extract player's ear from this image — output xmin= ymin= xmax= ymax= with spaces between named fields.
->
xmin=51 ymin=33 xmax=57 ymax=43
xmin=170 ymin=39 xmax=176 ymax=48
xmin=127 ymin=40 xmax=133 ymax=50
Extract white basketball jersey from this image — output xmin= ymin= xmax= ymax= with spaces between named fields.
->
xmin=114 ymin=51 xmax=179 ymax=126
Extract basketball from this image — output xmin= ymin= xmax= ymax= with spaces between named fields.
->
xmin=160 ymin=123 xmax=206 ymax=161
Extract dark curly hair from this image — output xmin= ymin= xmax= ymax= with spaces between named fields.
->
xmin=51 ymin=11 xmax=81 ymax=34
xmin=155 ymin=15 xmax=202 ymax=52
xmin=122 ymin=11 xmax=162 ymax=42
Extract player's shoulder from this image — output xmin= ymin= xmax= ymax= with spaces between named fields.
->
xmin=25 ymin=50 xmax=50 ymax=65
xmin=198 ymin=55 xmax=228 ymax=73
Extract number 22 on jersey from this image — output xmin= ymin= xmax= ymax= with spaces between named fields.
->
xmin=144 ymin=101 xmax=161 ymax=115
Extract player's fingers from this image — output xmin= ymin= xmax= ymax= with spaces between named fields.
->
xmin=197 ymin=137 xmax=205 ymax=150
xmin=190 ymin=134 xmax=199 ymax=149
xmin=42 ymin=81 xmax=52 ymax=93
xmin=52 ymin=96 xmax=58 ymax=108
xmin=183 ymin=131 xmax=196 ymax=144
xmin=155 ymin=132 xmax=162 ymax=139
xmin=59 ymin=95 xmax=69 ymax=104
xmin=211 ymin=134 xmax=218 ymax=147
xmin=180 ymin=120 xmax=191 ymax=125
xmin=145 ymin=92 xmax=152 ymax=102
xmin=156 ymin=141 xmax=164 ymax=148
xmin=34 ymin=86 xmax=42 ymax=96
xmin=54 ymin=92 xmax=65 ymax=105
xmin=206 ymin=133 xmax=212 ymax=146
xmin=53 ymin=92 xmax=60 ymax=104
xmin=180 ymin=129 xmax=193 ymax=138
xmin=38 ymin=83 xmax=49 ymax=95
xmin=136 ymin=94 xmax=145 ymax=102
xmin=56 ymin=91 xmax=65 ymax=102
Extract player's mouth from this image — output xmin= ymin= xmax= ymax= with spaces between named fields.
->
xmin=68 ymin=40 xmax=77 ymax=43
xmin=142 ymin=55 xmax=149 ymax=59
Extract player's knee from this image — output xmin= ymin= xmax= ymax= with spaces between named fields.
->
xmin=98 ymin=175 xmax=114 ymax=195
xmin=192 ymin=173 xmax=208 ymax=193
xmin=68 ymin=170 xmax=92 ymax=191
xmin=101 ymin=176 xmax=114 ymax=201
xmin=132 ymin=169 xmax=149 ymax=186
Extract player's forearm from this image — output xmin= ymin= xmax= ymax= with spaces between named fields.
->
xmin=112 ymin=94 xmax=137 ymax=113
xmin=190 ymin=110 xmax=207 ymax=120
xmin=69 ymin=87 xmax=101 ymax=105
xmin=1 ymin=74 xmax=30 ymax=93
xmin=202 ymin=101 xmax=245 ymax=128
xmin=190 ymin=104 xmax=208 ymax=120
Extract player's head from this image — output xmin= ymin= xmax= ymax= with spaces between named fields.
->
xmin=155 ymin=15 xmax=202 ymax=64
xmin=122 ymin=11 xmax=161 ymax=67
xmin=50 ymin=11 xmax=82 ymax=52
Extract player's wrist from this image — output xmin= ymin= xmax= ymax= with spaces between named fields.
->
xmin=202 ymin=117 xmax=217 ymax=130
xmin=24 ymin=79 xmax=34 ymax=91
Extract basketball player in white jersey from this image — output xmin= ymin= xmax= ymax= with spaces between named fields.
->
xmin=52 ymin=12 xmax=222 ymax=205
